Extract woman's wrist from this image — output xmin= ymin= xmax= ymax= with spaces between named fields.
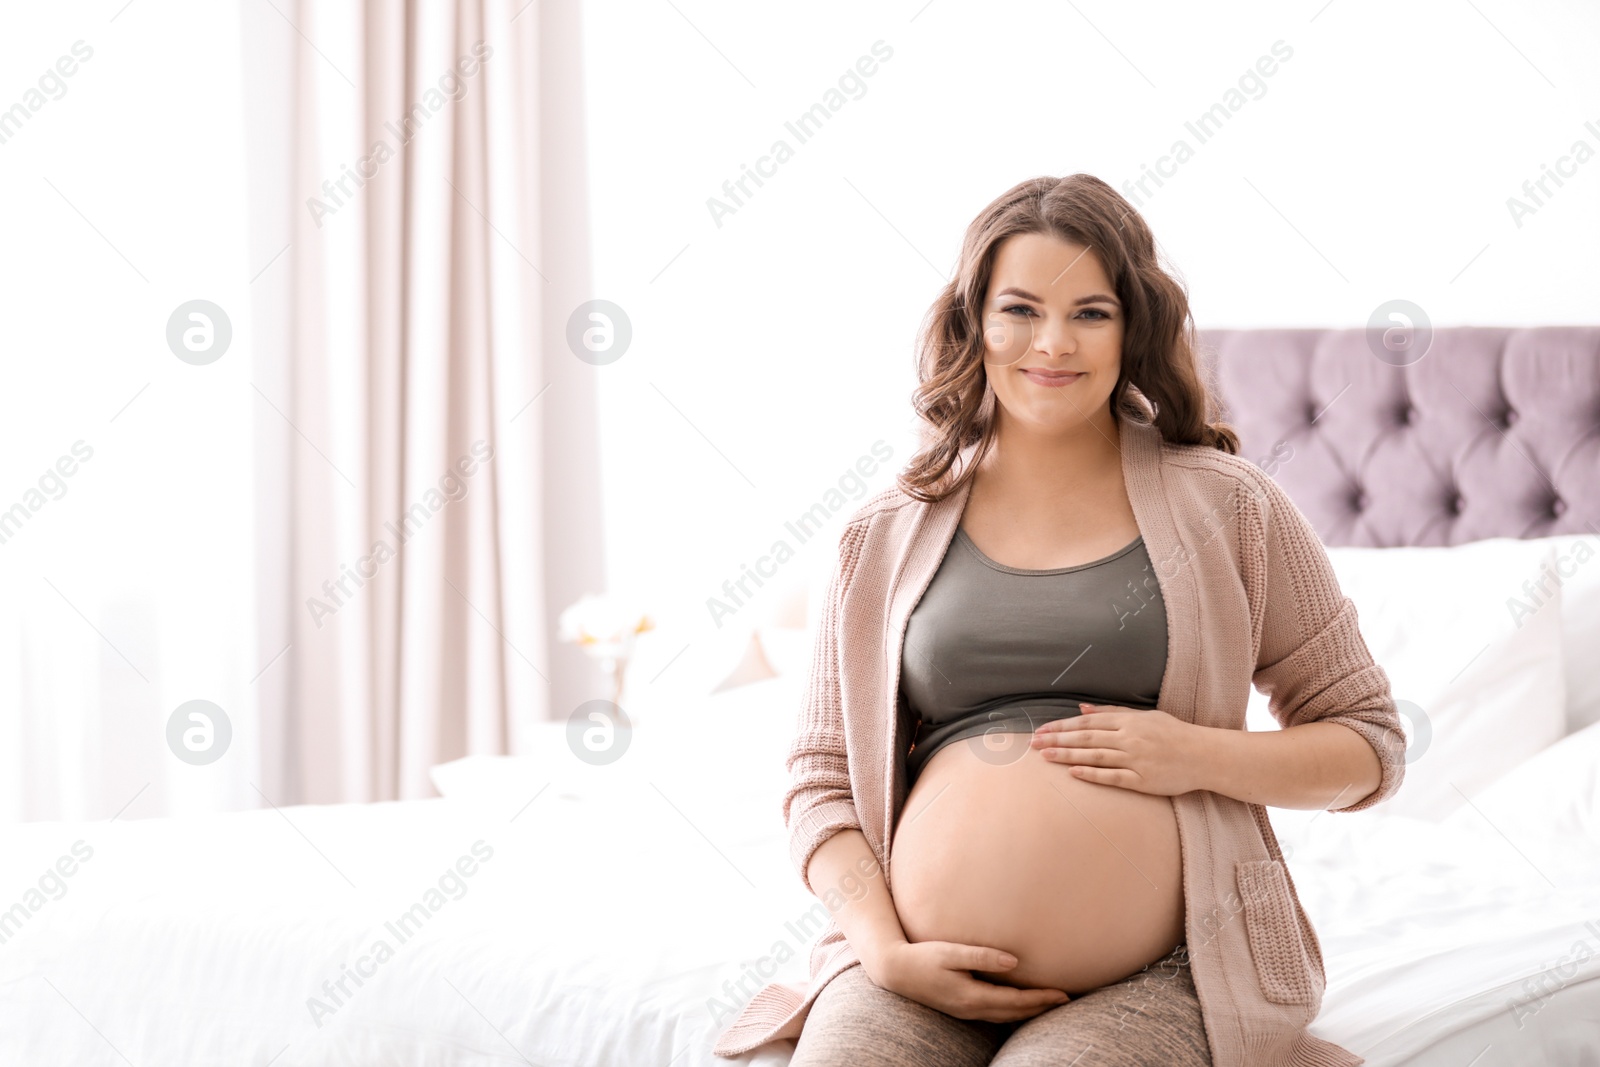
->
xmin=857 ymin=936 xmax=910 ymax=989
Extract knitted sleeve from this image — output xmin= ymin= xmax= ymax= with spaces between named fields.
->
xmin=1243 ymin=469 xmax=1406 ymax=813
xmin=782 ymin=518 xmax=871 ymax=894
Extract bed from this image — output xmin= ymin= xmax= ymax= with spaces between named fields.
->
xmin=3 ymin=325 xmax=1598 ymax=1066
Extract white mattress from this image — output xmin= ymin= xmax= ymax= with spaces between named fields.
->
xmin=0 ymin=789 xmax=806 ymax=1066
xmin=3 ymin=677 xmax=1598 ymax=1065
xmin=1273 ymin=806 xmax=1600 ymax=1065
xmin=1388 ymin=979 xmax=1600 ymax=1067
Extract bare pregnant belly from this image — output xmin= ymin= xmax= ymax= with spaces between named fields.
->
xmin=888 ymin=731 xmax=1185 ymax=995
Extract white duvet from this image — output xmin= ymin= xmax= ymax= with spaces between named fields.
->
xmin=3 ymin=675 xmax=1598 ymax=1066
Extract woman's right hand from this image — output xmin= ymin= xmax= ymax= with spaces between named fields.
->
xmin=870 ymin=941 xmax=1072 ymax=1023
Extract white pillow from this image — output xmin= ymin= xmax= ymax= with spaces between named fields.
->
xmin=429 ymin=674 xmax=804 ymax=808
xmin=1247 ymin=537 xmax=1568 ymax=823
xmin=1529 ymin=533 xmax=1600 ymax=734
xmin=1439 ymin=717 xmax=1600 ymax=846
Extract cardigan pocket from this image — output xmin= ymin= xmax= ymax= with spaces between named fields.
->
xmin=1235 ymin=859 xmax=1316 ymax=1005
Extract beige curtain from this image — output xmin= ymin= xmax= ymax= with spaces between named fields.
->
xmin=249 ymin=0 xmax=604 ymax=804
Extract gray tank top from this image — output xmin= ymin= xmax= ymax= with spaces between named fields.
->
xmin=902 ymin=524 xmax=1168 ymax=786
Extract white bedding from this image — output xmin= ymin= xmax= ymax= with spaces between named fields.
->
xmin=3 ymin=674 xmax=1599 ymax=1066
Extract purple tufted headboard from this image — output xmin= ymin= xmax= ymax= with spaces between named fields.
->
xmin=1194 ymin=326 xmax=1600 ymax=548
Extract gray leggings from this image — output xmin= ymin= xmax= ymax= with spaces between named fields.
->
xmin=788 ymin=943 xmax=1211 ymax=1067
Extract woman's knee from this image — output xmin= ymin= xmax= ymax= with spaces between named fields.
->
xmin=788 ymin=964 xmax=1006 ymax=1067
xmin=988 ymin=949 xmax=1210 ymax=1067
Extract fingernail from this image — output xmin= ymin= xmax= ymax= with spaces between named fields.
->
xmin=999 ymin=953 xmax=1018 ymax=966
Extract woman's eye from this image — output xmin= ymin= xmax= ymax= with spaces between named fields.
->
xmin=999 ymin=304 xmax=1111 ymax=320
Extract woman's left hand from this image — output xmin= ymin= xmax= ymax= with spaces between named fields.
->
xmin=1030 ymin=704 xmax=1208 ymax=797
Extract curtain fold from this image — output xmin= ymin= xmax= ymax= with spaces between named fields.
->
xmin=265 ymin=0 xmax=564 ymax=804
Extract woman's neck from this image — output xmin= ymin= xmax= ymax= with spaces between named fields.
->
xmin=977 ymin=407 xmax=1123 ymax=500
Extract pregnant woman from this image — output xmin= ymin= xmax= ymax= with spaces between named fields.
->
xmin=711 ymin=174 xmax=1405 ymax=1067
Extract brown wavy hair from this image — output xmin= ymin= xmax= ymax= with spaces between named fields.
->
xmin=896 ymin=173 xmax=1239 ymax=503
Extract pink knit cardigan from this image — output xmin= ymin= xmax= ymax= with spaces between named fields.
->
xmin=712 ymin=414 xmax=1405 ymax=1066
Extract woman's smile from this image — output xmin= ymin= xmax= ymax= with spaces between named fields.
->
xmin=1019 ymin=368 xmax=1085 ymax=388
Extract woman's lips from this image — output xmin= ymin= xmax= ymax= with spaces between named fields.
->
xmin=1020 ymin=369 xmax=1085 ymax=388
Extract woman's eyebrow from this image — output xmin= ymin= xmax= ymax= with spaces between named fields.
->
xmin=993 ymin=286 xmax=1120 ymax=306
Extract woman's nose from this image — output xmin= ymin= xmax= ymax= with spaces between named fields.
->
xmin=1033 ymin=319 xmax=1074 ymax=358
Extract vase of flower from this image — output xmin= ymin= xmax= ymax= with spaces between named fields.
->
xmin=558 ymin=593 xmax=654 ymax=715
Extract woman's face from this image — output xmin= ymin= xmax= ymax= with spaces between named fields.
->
xmin=980 ymin=232 xmax=1124 ymax=437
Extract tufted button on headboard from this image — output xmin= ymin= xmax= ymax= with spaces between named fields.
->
xmin=1194 ymin=326 xmax=1600 ymax=547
